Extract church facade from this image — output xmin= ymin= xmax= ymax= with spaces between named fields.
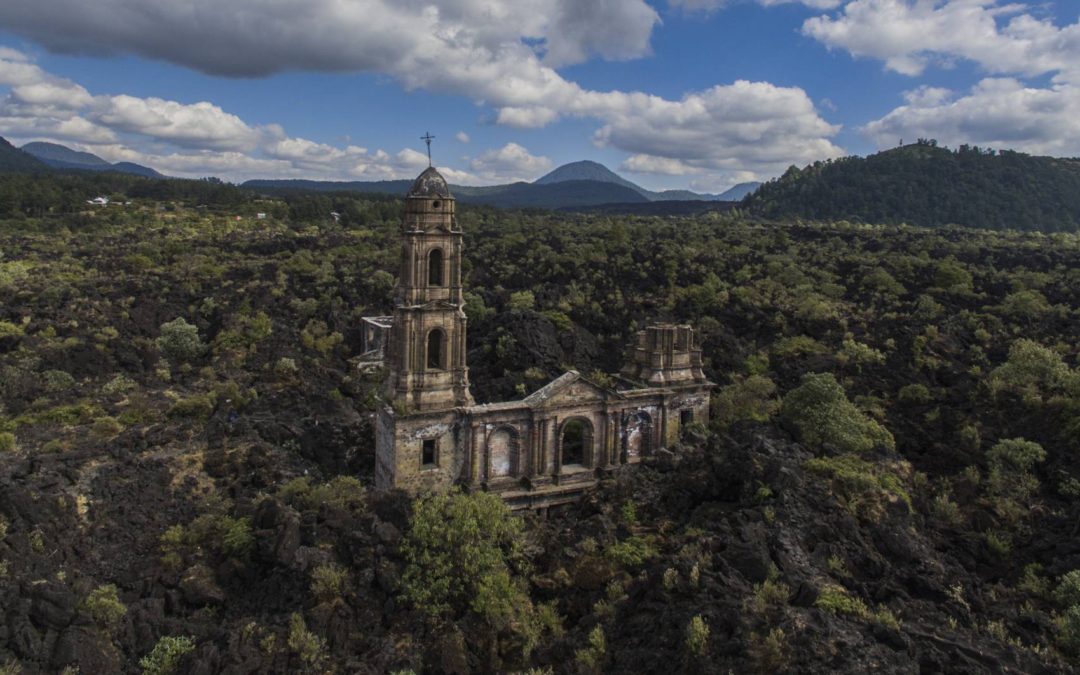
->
xmin=367 ymin=167 xmax=713 ymax=508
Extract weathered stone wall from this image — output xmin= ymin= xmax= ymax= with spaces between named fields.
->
xmin=376 ymin=407 xmax=466 ymax=493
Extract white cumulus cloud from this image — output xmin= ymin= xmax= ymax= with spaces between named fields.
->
xmin=0 ymin=0 xmax=846 ymax=184
xmin=669 ymin=0 xmax=842 ymax=13
xmin=801 ymin=1 xmax=1080 ymax=157
xmin=802 ymin=0 xmax=1080 ymax=83
xmin=863 ymin=79 xmax=1080 ymax=157
xmin=469 ymin=142 xmax=552 ymax=182
xmin=0 ymin=48 xmax=486 ymax=182
xmin=602 ymin=80 xmax=844 ymax=180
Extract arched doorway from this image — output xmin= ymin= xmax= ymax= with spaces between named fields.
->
xmin=488 ymin=426 xmax=518 ymax=478
xmin=624 ymin=410 xmax=652 ymax=461
xmin=560 ymin=417 xmax=592 ymax=468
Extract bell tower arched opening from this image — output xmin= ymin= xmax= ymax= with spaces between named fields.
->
xmin=428 ymin=248 xmax=444 ymax=286
xmin=426 ymin=328 xmax=445 ymax=370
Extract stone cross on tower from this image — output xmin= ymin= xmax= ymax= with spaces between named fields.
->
xmin=421 ymin=132 xmax=435 ymax=167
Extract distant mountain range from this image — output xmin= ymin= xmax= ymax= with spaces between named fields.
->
xmin=534 ymin=160 xmax=760 ymax=202
xmin=245 ymin=160 xmax=760 ymax=210
xmin=1 ymin=137 xmax=758 ymax=210
xmin=20 ymin=142 xmax=164 ymax=178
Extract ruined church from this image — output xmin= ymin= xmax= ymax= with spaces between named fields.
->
xmin=363 ymin=166 xmax=713 ymax=508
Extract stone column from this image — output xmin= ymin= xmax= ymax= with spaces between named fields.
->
xmin=481 ymin=425 xmax=490 ymax=483
xmin=528 ymin=421 xmax=539 ymax=478
xmin=660 ymin=396 xmax=670 ymax=448
xmin=610 ymin=411 xmax=621 ymax=465
xmin=552 ymin=418 xmax=562 ymax=477
xmin=469 ymin=421 xmax=481 ymax=485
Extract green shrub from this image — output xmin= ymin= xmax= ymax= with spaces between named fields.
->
xmin=187 ymin=514 xmax=253 ymax=558
xmin=929 ymin=491 xmax=963 ymax=527
xmin=541 ymin=310 xmax=573 ymax=332
xmin=219 ymin=517 xmax=254 ymax=557
xmin=604 ymin=535 xmax=658 ymax=568
xmin=815 ymin=584 xmax=870 ymax=619
xmin=984 ymin=530 xmax=1012 ymax=558
xmin=101 ymin=374 xmax=137 ymax=397
xmin=213 ymin=311 xmax=273 ymax=353
xmin=1056 ymin=605 xmax=1080 ymax=655
xmin=508 ymin=290 xmax=535 ymax=312
xmin=837 ymin=338 xmax=885 ymax=369
xmin=711 ymin=375 xmax=780 ymax=430
xmin=0 ymin=320 xmax=23 ymax=338
xmin=985 ymin=438 xmax=1046 ymax=520
xmin=804 ymin=454 xmax=912 ymax=521
xmin=278 ymin=476 xmax=365 ymax=512
xmin=1054 ymin=570 xmax=1080 ymax=608
xmin=0 ymin=432 xmax=15 ymax=453
xmin=156 ymin=318 xmax=204 ymax=363
xmin=160 ymin=525 xmax=186 ymax=570
xmin=989 ymin=339 xmax=1073 ymax=399
xmin=898 ymin=384 xmax=932 ymax=405
xmin=300 ymin=320 xmax=343 ymax=355
xmin=782 ymin=373 xmax=895 ymax=454
xmin=684 ymin=614 xmax=709 ymax=656
xmin=139 ymin=636 xmax=195 ymax=675
xmin=311 ymin=563 xmax=348 ymax=603
xmin=987 ymin=438 xmax=1046 ymax=473
xmin=1018 ymin=563 xmax=1050 ymax=597
xmin=166 ymin=393 xmax=216 ymax=420
xmin=287 ymin=613 xmax=326 ymax=670
xmin=747 ymin=627 xmax=789 ymax=673
xmin=934 ymin=259 xmax=972 ymax=292
xmin=401 ymin=489 xmax=530 ymax=627
xmin=91 ymin=416 xmax=124 ymax=438
xmin=861 ymin=268 xmax=906 ymax=296
xmin=463 ymin=291 xmax=492 ymax=323
xmin=274 ymin=357 xmax=299 ymax=377
xmin=745 ymin=577 xmax=790 ymax=616
xmin=42 ymin=370 xmax=76 ymax=394
xmin=82 ymin=584 xmax=127 ymax=633
xmin=574 ymin=625 xmax=606 ymax=671
xmin=771 ymin=335 xmax=827 ymax=359
xmin=998 ymin=289 xmax=1051 ymax=319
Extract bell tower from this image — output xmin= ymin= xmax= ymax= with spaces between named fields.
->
xmin=381 ymin=166 xmax=474 ymax=412
xmin=376 ymin=165 xmax=474 ymax=491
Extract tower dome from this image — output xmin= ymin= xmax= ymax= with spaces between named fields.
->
xmin=407 ymin=166 xmax=452 ymax=199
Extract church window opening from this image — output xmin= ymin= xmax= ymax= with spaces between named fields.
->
xmin=428 ymin=248 xmax=444 ymax=286
xmin=427 ymin=329 xmax=445 ymax=370
xmin=422 ymin=439 xmax=437 ymax=466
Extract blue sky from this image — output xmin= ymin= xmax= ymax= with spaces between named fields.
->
xmin=0 ymin=0 xmax=1078 ymax=191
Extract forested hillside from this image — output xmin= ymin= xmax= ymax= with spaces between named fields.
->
xmin=0 ymin=173 xmax=1079 ymax=673
xmin=0 ymin=137 xmax=47 ymax=173
xmin=744 ymin=141 xmax=1080 ymax=232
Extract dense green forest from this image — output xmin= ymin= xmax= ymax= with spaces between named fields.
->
xmin=1 ymin=173 xmax=1080 ymax=673
xmin=744 ymin=140 xmax=1080 ymax=232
